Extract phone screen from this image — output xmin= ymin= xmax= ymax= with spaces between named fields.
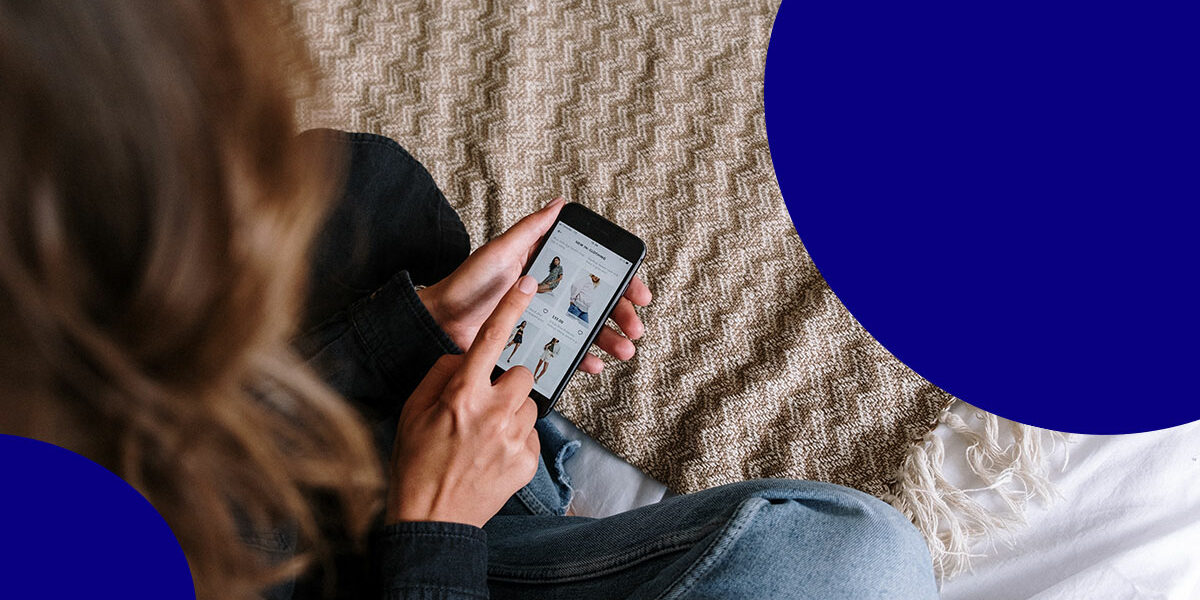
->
xmin=495 ymin=220 xmax=632 ymax=398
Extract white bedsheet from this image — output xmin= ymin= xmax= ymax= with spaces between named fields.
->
xmin=938 ymin=404 xmax=1200 ymax=600
xmin=552 ymin=406 xmax=1200 ymax=599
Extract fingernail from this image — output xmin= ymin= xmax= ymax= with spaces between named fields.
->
xmin=518 ymin=275 xmax=536 ymax=294
xmin=545 ymin=197 xmax=564 ymax=208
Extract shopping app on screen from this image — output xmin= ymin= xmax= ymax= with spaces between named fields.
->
xmin=496 ymin=222 xmax=631 ymax=396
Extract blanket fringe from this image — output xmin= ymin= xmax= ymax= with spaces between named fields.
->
xmin=882 ymin=401 xmax=1071 ymax=580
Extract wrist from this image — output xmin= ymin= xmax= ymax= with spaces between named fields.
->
xmin=414 ymin=283 xmax=444 ymax=329
xmin=388 ymin=512 xmax=482 ymax=528
xmin=386 ymin=484 xmax=428 ymax=525
xmin=386 ymin=496 xmax=484 ymax=528
xmin=414 ymin=281 xmax=474 ymax=350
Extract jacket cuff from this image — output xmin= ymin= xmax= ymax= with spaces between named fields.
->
xmin=349 ymin=270 xmax=461 ymax=393
xmin=378 ymin=521 xmax=490 ymax=599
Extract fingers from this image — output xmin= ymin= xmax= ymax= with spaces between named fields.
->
xmin=496 ymin=197 xmax=565 ymax=252
xmin=514 ymin=396 xmax=538 ymax=427
xmin=522 ymin=428 xmax=541 ymax=479
xmin=594 ymin=326 xmax=636 ymax=361
xmin=623 ymin=276 xmax=652 ymax=307
xmin=462 ymin=275 xmax=538 ymax=377
xmin=496 ymin=364 xmax=534 ymax=397
xmin=577 ymin=353 xmax=604 ymax=374
xmin=609 ymin=297 xmax=644 ymax=340
xmin=524 ymin=427 xmax=540 ymax=457
xmin=409 ymin=354 xmax=464 ymax=402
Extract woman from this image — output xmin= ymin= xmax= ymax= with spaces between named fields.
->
xmin=532 ymin=337 xmax=560 ymax=383
xmin=0 ymin=1 xmax=938 ymax=599
xmin=503 ymin=321 xmax=527 ymax=362
xmin=536 ymin=256 xmax=563 ymax=293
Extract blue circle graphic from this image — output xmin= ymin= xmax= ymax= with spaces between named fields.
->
xmin=0 ymin=434 xmax=196 ymax=598
xmin=765 ymin=2 xmax=1198 ymax=434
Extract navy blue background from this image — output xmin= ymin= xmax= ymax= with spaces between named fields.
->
xmin=765 ymin=1 xmax=1197 ymax=433
xmin=0 ymin=434 xmax=195 ymax=598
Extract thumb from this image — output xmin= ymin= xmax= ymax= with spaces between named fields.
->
xmin=497 ymin=198 xmax=565 ymax=249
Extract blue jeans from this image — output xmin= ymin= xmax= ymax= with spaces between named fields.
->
xmin=490 ymin=420 xmax=937 ymax=599
xmin=567 ymin=303 xmax=589 ymax=323
xmin=300 ymin=130 xmax=938 ymax=599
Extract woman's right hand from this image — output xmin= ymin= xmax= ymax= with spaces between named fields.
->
xmin=386 ymin=275 xmax=541 ymax=528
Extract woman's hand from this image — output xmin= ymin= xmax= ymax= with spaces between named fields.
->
xmin=386 ymin=276 xmax=541 ymax=527
xmin=417 ymin=198 xmax=653 ymax=374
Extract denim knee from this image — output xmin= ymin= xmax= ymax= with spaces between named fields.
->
xmin=753 ymin=482 xmax=937 ymax=598
xmin=663 ymin=480 xmax=938 ymax=599
xmin=342 ymin=131 xmax=470 ymax=280
xmin=804 ymin=483 xmax=933 ymax=575
xmin=300 ymin=128 xmax=470 ymax=296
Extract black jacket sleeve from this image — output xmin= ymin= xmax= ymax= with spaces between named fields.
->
xmin=296 ymin=269 xmax=460 ymax=420
xmin=293 ymin=271 xmax=491 ymax=599
xmin=377 ymin=522 xmax=490 ymax=600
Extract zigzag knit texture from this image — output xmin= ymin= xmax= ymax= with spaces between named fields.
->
xmin=289 ymin=0 xmax=953 ymax=499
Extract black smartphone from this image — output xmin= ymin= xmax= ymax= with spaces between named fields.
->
xmin=491 ymin=202 xmax=646 ymax=416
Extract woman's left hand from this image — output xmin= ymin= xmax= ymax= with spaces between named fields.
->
xmin=416 ymin=198 xmax=653 ymax=373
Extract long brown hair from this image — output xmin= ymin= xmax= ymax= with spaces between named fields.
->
xmin=0 ymin=1 xmax=381 ymax=598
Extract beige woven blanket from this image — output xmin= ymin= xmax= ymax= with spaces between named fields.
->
xmin=292 ymin=0 xmax=953 ymax=498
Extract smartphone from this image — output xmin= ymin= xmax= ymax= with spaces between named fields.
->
xmin=492 ymin=202 xmax=646 ymax=416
